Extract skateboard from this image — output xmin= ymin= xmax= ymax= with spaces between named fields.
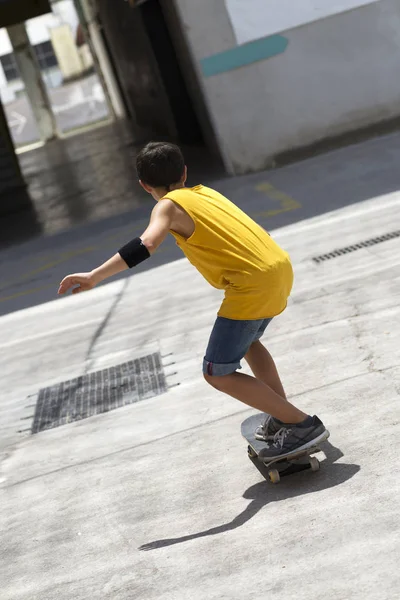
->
xmin=241 ymin=414 xmax=330 ymax=484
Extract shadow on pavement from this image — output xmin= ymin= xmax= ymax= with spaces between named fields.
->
xmin=139 ymin=441 xmax=360 ymax=551
xmin=3 ymin=120 xmax=223 ymax=249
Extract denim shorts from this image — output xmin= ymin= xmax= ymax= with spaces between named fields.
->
xmin=203 ymin=317 xmax=273 ymax=377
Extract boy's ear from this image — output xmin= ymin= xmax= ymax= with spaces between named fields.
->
xmin=181 ymin=166 xmax=188 ymax=185
xmin=139 ymin=180 xmax=153 ymax=194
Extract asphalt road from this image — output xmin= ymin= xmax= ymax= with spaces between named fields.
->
xmin=1 ymin=128 xmax=400 ymax=320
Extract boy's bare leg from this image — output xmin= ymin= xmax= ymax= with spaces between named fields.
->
xmin=244 ymin=340 xmax=287 ymax=400
xmin=204 ymin=371 xmax=307 ymax=424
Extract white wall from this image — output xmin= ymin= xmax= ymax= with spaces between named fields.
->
xmin=225 ymin=0 xmax=382 ymax=44
xmin=52 ymin=0 xmax=79 ymax=32
xmin=0 ymin=28 xmax=12 ymax=55
xmin=173 ymin=0 xmax=400 ymax=174
xmin=0 ymin=60 xmax=7 ymax=87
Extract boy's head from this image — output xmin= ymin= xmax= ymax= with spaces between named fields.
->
xmin=136 ymin=142 xmax=186 ymax=200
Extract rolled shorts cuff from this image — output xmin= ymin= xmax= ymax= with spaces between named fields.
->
xmin=203 ymin=358 xmax=242 ymax=377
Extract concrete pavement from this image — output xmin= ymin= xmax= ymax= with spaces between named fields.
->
xmin=1 ymin=134 xmax=400 ymax=599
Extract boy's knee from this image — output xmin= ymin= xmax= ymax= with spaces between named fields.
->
xmin=203 ymin=372 xmax=230 ymax=391
xmin=204 ymin=372 xmax=217 ymax=387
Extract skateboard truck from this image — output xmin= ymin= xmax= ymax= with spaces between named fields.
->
xmin=242 ymin=414 xmax=329 ymax=484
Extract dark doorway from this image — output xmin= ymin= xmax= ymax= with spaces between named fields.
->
xmin=139 ymin=0 xmax=203 ymax=145
xmin=96 ymin=0 xmax=217 ymax=152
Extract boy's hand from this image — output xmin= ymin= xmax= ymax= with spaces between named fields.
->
xmin=58 ymin=272 xmax=97 ymax=295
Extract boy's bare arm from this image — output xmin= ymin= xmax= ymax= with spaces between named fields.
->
xmin=58 ymin=201 xmax=174 ymax=295
xmin=139 ymin=200 xmax=175 ymax=253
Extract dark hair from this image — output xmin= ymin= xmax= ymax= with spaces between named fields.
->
xmin=136 ymin=142 xmax=185 ymax=189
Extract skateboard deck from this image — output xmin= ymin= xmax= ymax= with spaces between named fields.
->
xmin=241 ymin=413 xmax=330 ymax=483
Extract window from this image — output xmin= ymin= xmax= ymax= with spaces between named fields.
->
xmin=0 ymin=41 xmax=58 ymax=84
xmin=33 ymin=41 xmax=58 ymax=71
xmin=0 ymin=53 xmax=20 ymax=82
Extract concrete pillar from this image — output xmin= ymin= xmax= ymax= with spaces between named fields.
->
xmin=7 ymin=22 xmax=58 ymax=142
xmin=77 ymin=0 xmax=126 ymax=119
xmin=0 ymin=98 xmax=32 ymax=216
xmin=50 ymin=24 xmax=85 ymax=81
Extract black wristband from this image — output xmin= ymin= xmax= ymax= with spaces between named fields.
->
xmin=118 ymin=237 xmax=151 ymax=268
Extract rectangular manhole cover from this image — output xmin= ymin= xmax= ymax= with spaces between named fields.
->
xmin=32 ymin=353 xmax=167 ymax=434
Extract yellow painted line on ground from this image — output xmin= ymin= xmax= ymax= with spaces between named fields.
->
xmin=105 ymin=230 xmax=142 ymax=244
xmin=27 ymin=245 xmax=100 ymax=265
xmin=252 ymin=182 xmax=302 ymax=217
xmin=1 ymin=250 xmax=173 ymax=304
xmin=25 ymin=225 xmax=144 ymax=265
xmin=0 ymin=283 xmax=56 ymax=304
xmin=2 ymin=182 xmax=300 ymax=304
xmin=105 ymin=220 xmax=149 ymax=242
xmin=0 ymin=247 xmax=97 ymax=293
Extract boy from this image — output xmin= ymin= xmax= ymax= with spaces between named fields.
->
xmin=58 ymin=142 xmax=327 ymax=458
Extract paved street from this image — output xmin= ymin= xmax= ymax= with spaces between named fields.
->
xmin=1 ymin=131 xmax=400 ymax=599
xmin=3 ymin=74 xmax=109 ymax=146
xmin=1 ymin=128 xmax=399 ymax=316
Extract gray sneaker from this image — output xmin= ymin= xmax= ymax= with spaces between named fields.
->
xmin=258 ymin=416 xmax=328 ymax=460
xmin=254 ymin=414 xmax=283 ymax=441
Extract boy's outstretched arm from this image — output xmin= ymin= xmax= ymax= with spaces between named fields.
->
xmin=58 ymin=200 xmax=174 ymax=295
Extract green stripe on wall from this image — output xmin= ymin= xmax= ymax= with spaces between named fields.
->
xmin=201 ymin=35 xmax=289 ymax=77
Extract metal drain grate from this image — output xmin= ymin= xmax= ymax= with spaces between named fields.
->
xmin=312 ymin=230 xmax=400 ymax=264
xmin=32 ymin=353 xmax=167 ymax=434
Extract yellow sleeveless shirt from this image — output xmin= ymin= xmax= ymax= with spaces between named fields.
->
xmin=163 ymin=185 xmax=293 ymax=320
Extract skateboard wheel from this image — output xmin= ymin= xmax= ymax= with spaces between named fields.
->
xmin=268 ymin=469 xmax=280 ymax=484
xmin=247 ymin=446 xmax=257 ymax=459
xmin=309 ymin=457 xmax=320 ymax=472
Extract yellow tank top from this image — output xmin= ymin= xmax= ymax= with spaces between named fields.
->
xmin=163 ymin=185 xmax=293 ymax=320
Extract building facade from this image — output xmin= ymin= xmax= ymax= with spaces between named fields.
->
xmin=0 ymin=0 xmax=89 ymax=104
xmin=169 ymin=0 xmax=400 ymax=173
xmin=91 ymin=0 xmax=400 ymax=174
xmin=1 ymin=0 xmax=400 ymax=222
